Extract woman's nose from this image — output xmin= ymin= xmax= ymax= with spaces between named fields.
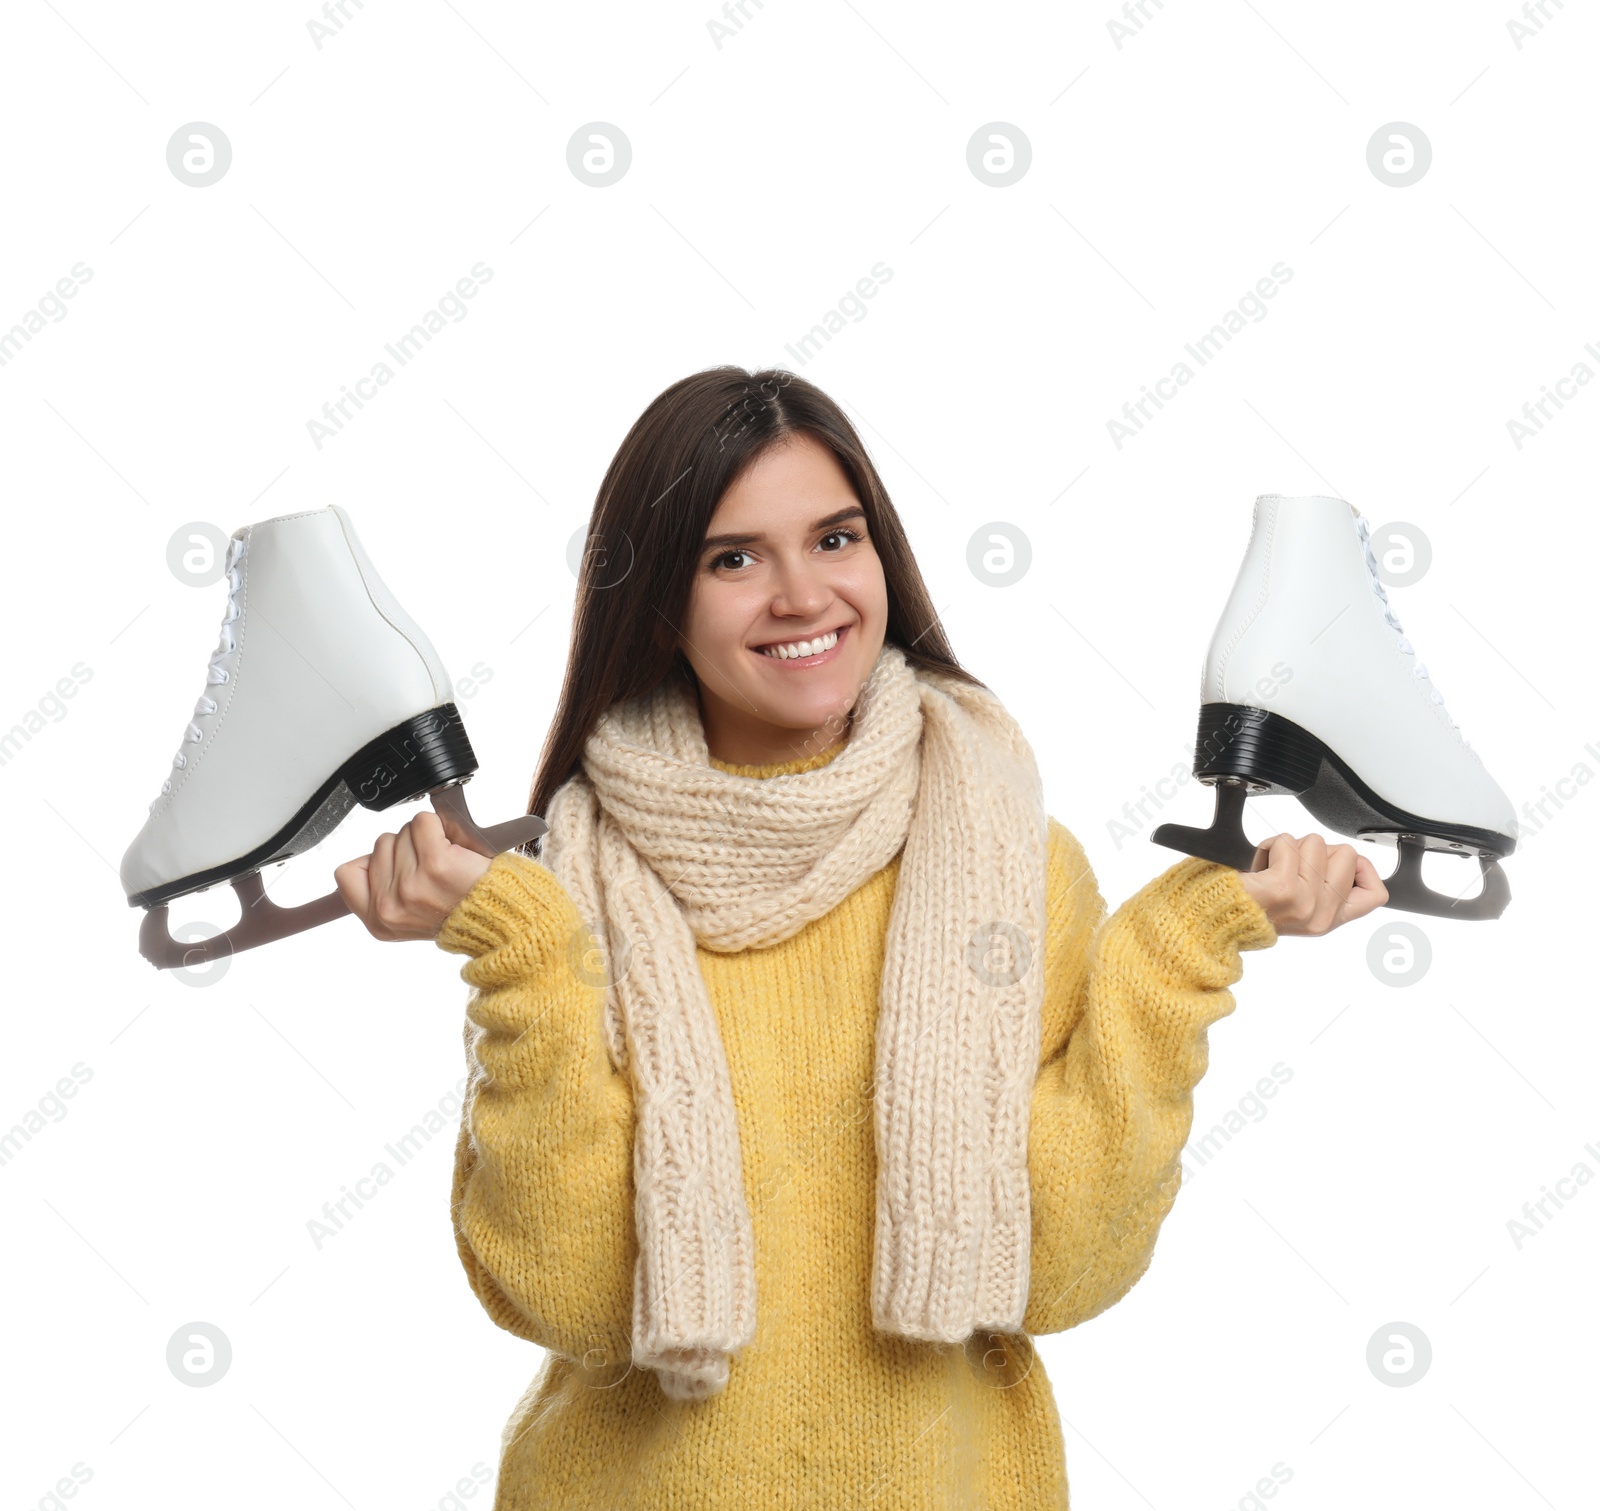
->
xmin=768 ymin=560 xmax=831 ymax=616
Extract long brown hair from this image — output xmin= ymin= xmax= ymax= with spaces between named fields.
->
xmin=520 ymin=365 xmax=980 ymax=855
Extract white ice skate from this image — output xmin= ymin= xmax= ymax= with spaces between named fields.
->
xmin=121 ymin=505 xmax=546 ymax=969
xmin=1151 ymin=494 xmax=1516 ymax=920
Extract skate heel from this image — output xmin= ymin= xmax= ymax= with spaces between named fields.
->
xmin=1189 ymin=703 xmax=1322 ymax=791
xmin=342 ymin=704 xmax=478 ymax=812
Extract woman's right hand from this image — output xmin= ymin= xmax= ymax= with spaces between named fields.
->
xmin=334 ymin=808 xmax=496 ymax=943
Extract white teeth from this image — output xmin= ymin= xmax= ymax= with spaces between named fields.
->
xmin=760 ymin=629 xmax=838 ymax=660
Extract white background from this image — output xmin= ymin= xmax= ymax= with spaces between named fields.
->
xmin=2 ymin=2 xmax=1595 ymax=1508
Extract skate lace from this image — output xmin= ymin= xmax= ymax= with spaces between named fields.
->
xmin=149 ymin=535 xmax=247 ymax=811
xmin=1353 ymin=513 xmax=1461 ymax=736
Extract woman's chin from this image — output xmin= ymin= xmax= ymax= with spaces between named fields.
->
xmin=734 ymin=666 xmax=861 ymax=737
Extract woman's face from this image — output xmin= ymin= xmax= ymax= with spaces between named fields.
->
xmin=678 ymin=432 xmax=888 ymax=766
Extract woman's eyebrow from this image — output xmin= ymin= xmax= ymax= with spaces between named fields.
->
xmin=700 ymin=505 xmax=866 ymax=553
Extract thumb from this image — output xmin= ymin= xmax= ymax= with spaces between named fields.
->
xmin=1339 ymin=853 xmax=1390 ymax=922
xmin=424 ymin=804 xmax=477 ymax=852
xmin=334 ymin=855 xmax=372 ymax=918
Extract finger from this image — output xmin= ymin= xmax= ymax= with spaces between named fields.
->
xmin=1341 ymin=853 xmax=1391 ymax=920
xmin=410 ymin=809 xmax=449 ymax=864
xmin=396 ymin=819 xmax=434 ymax=911
xmin=333 ymin=856 xmax=371 ymax=917
xmin=1247 ymin=833 xmax=1273 ymax=873
xmin=1244 ymin=835 xmax=1300 ymax=919
xmin=410 ymin=815 xmax=470 ymax=920
xmin=1295 ymin=831 xmax=1329 ymax=888
xmin=394 ymin=816 xmax=420 ymax=874
xmin=360 ymin=831 xmax=401 ymax=937
xmin=417 ymin=810 xmax=482 ymax=886
xmin=434 ymin=807 xmax=478 ymax=851
xmin=1317 ymin=844 xmax=1358 ymax=931
xmin=1294 ymin=832 xmax=1335 ymax=924
xmin=1265 ymin=833 xmax=1299 ymax=885
xmin=370 ymin=830 xmax=397 ymax=903
xmin=1352 ymin=852 xmax=1389 ymax=897
xmin=1323 ymin=843 xmax=1357 ymax=898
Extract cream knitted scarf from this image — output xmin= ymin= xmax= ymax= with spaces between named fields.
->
xmin=538 ymin=641 xmax=1049 ymax=1400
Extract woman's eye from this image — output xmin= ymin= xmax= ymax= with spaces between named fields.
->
xmin=709 ymin=529 xmax=862 ymax=572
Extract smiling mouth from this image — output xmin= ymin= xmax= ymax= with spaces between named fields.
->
xmin=750 ymin=623 xmax=850 ymax=663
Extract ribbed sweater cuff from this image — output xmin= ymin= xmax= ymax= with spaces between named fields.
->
xmin=435 ymin=850 xmax=572 ymax=960
xmin=1133 ymin=855 xmax=1279 ymax=964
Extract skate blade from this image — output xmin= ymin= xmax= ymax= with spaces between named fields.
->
xmin=1151 ymin=784 xmax=1513 ymax=921
xmin=1368 ymin=833 xmax=1511 ymax=922
xmin=137 ymin=787 xmax=547 ymax=970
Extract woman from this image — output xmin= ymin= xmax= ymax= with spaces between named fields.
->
xmin=335 ymin=367 xmax=1387 ymax=1510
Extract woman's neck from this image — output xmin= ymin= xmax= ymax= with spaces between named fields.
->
xmin=698 ymin=688 xmax=854 ymax=768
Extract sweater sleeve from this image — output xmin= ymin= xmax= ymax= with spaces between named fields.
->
xmin=435 ymin=850 xmax=637 ymax=1367
xmin=1022 ymin=817 xmax=1277 ymax=1335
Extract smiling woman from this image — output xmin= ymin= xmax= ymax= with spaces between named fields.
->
xmin=677 ymin=433 xmax=889 ymax=765
xmin=515 ymin=367 xmax=977 ymax=821
xmin=332 ymin=365 xmax=1379 ymax=1510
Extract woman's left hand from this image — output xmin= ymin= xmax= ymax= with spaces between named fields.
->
xmin=1236 ymin=832 xmax=1390 ymax=936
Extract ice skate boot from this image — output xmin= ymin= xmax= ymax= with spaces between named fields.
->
xmin=1151 ymin=495 xmax=1516 ymax=920
xmin=121 ymin=505 xmax=546 ymax=969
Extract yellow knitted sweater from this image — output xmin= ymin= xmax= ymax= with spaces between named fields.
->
xmin=437 ymin=741 xmax=1278 ymax=1510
